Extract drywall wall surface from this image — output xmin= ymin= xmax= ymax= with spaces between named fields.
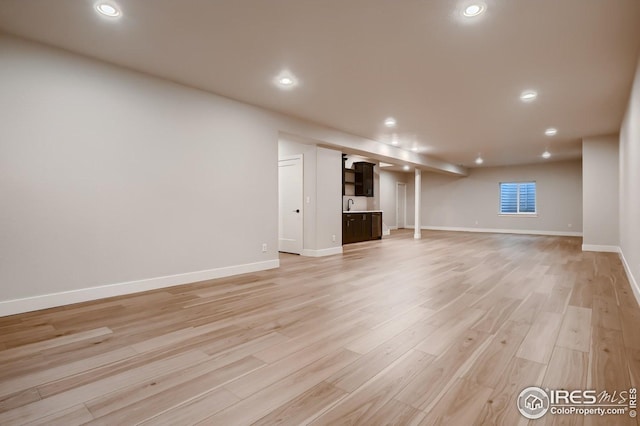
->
xmin=582 ymin=135 xmax=619 ymax=247
xmin=315 ymin=147 xmax=343 ymax=249
xmin=406 ymin=160 xmax=583 ymax=234
xmin=619 ymin=54 xmax=640 ymax=302
xmin=0 ymin=35 xmax=279 ymax=303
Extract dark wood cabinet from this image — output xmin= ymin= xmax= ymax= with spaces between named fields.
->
xmin=343 ymin=214 xmax=355 ymax=244
xmin=371 ymin=212 xmax=382 ymax=239
xmin=343 ymin=213 xmax=366 ymax=244
xmin=362 ymin=213 xmax=372 ymax=240
xmin=343 ymin=212 xmax=382 ymax=244
xmin=343 ymin=156 xmax=375 ymax=197
xmin=354 ymin=162 xmax=375 ymax=197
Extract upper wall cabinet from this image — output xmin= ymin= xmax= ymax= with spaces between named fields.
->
xmin=354 ymin=162 xmax=375 ymax=197
xmin=342 ymin=156 xmax=375 ymax=197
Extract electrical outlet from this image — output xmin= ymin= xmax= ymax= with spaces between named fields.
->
xmin=262 ymin=243 xmax=267 ymax=252
xmin=332 ymin=234 xmax=336 ymax=242
xmin=475 ymin=220 xmax=479 ymax=225
xmin=568 ymin=223 xmax=572 ymax=228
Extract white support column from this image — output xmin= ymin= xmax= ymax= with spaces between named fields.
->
xmin=414 ymin=168 xmax=422 ymax=239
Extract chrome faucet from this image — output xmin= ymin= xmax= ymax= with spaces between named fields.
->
xmin=347 ymin=198 xmax=354 ymax=211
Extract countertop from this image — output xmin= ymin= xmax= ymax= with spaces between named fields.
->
xmin=343 ymin=210 xmax=383 ymax=213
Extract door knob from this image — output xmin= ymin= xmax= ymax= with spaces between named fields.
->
xmin=294 ymin=209 xmax=300 ymax=213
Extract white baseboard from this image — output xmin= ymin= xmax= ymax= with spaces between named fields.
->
xmin=417 ymin=225 xmax=583 ymax=237
xmin=582 ymin=244 xmax=621 ymax=253
xmin=301 ymin=247 xmax=343 ymax=257
xmin=619 ymin=249 xmax=640 ymax=307
xmin=383 ymin=225 xmax=396 ymax=236
xmin=0 ymin=259 xmax=280 ymax=318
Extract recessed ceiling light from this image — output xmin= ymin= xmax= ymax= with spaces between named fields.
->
xmin=520 ymin=90 xmax=538 ymax=102
xmin=391 ymin=140 xmax=399 ymax=146
xmin=384 ymin=117 xmax=397 ymax=128
xmin=542 ymin=150 xmax=551 ymax=159
xmin=275 ymin=73 xmax=298 ymax=89
xmin=463 ymin=4 xmax=485 ymax=17
xmin=545 ymin=128 xmax=558 ymax=136
xmin=412 ymin=147 xmax=419 ymax=152
xmin=96 ymin=3 xmax=121 ymax=17
xmin=403 ymin=165 xmax=410 ymax=171
xmin=475 ymin=156 xmax=484 ymax=165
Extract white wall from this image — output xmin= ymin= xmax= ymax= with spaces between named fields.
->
xmin=0 ymin=35 xmax=384 ymax=314
xmin=619 ymin=55 xmax=640 ymax=304
xmin=379 ymin=170 xmax=410 ymax=228
xmin=278 ymin=137 xmax=342 ymax=255
xmin=0 ymin=35 xmax=281 ymax=314
xmin=582 ymin=135 xmax=619 ymax=250
xmin=315 ymin=147 xmax=343 ymax=253
xmin=406 ymin=160 xmax=583 ymax=235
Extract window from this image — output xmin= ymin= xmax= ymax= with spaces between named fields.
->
xmin=500 ymin=182 xmax=536 ymax=214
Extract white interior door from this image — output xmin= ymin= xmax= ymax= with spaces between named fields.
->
xmin=396 ymin=182 xmax=406 ymax=229
xmin=278 ymin=155 xmax=303 ymax=254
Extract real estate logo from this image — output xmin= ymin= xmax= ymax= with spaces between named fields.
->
xmin=517 ymin=386 xmax=637 ymax=419
xmin=518 ymin=386 xmax=550 ymax=419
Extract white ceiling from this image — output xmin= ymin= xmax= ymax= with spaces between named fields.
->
xmin=1 ymin=0 xmax=639 ymax=168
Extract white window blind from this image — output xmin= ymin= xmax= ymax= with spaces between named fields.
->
xmin=500 ymin=182 xmax=536 ymax=214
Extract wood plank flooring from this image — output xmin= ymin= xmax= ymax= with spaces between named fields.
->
xmin=1 ymin=229 xmax=639 ymax=425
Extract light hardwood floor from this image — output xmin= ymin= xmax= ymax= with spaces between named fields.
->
xmin=0 ymin=230 xmax=638 ymax=425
